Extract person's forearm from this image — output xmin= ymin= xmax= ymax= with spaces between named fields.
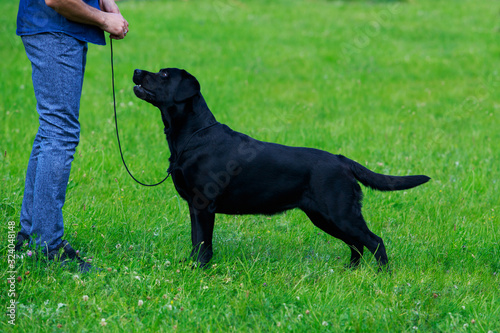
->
xmin=45 ymin=0 xmax=128 ymax=39
xmin=45 ymin=0 xmax=106 ymax=30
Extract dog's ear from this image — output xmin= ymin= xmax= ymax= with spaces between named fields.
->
xmin=174 ymin=70 xmax=200 ymax=102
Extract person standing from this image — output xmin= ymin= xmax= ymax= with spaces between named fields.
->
xmin=15 ymin=0 xmax=129 ymax=272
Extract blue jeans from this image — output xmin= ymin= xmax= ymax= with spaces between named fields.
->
xmin=20 ymin=33 xmax=88 ymax=253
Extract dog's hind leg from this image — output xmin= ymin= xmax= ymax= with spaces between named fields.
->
xmin=341 ymin=217 xmax=389 ymax=270
xmin=304 ymin=210 xmax=364 ymax=268
xmin=347 ymin=240 xmax=364 ymax=268
xmin=188 ymin=205 xmax=215 ymax=268
xmin=333 ymin=179 xmax=389 ymax=270
xmin=304 ymin=208 xmax=389 ymax=270
xmin=362 ymin=229 xmax=389 ymax=270
xmin=335 ymin=211 xmax=389 ymax=270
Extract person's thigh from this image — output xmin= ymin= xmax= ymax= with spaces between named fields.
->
xmin=22 ymin=32 xmax=88 ymax=143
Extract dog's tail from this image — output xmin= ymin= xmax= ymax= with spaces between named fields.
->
xmin=342 ymin=155 xmax=430 ymax=191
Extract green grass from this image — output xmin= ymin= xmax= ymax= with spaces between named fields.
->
xmin=1 ymin=0 xmax=499 ymax=331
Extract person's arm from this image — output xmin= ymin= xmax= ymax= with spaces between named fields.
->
xmin=45 ymin=0 xmax=129 ymax=39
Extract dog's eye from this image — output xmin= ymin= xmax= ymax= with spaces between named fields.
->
xmin=161 ymin=72 xmax=168 ymax=78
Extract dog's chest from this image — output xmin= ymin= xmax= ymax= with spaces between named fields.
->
xmin=170 ymin=169 xmax=192 ymax=201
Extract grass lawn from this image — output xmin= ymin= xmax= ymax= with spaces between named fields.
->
xmin=1 ymin=0 xmax=499 ymax=331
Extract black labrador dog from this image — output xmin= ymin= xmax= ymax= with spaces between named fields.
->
xmin=133 ymin=68 xmax=430 ymax=269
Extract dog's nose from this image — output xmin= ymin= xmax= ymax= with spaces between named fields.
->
xmin=133 ymin=69 xmax=145 ymax=85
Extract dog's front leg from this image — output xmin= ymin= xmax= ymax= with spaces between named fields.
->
xmin=188 ymin=205 xmax=215 ymax=268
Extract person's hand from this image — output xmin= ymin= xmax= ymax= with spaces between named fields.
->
xmin=102 ymin=12 xmax=129 ymax=39
xmin=99 ymin=0 xmax=129 ymax=39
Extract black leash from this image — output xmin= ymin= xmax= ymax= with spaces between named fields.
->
xmin=110 ymin=38 xmax=170 ymax=187
xmin=110 ymin=38 xmax=220 ymax=187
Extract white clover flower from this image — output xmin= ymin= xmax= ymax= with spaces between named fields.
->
xmin=82 ymin=295 xmax=89 ymax=302
xmin=138 ymin=300 xmax=144 ymax=306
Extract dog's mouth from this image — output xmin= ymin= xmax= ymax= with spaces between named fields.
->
xmin=133 ymin=69 xmax=156 ymax=102
xmin=133 ymin=84 xmax=155 ymax=101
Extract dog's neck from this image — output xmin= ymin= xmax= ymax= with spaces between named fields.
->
xmin=161 ymin=94 xmax=217 ymax=162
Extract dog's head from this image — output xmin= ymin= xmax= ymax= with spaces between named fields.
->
xmin=133 ymin=68 xmax=200 ymax=108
